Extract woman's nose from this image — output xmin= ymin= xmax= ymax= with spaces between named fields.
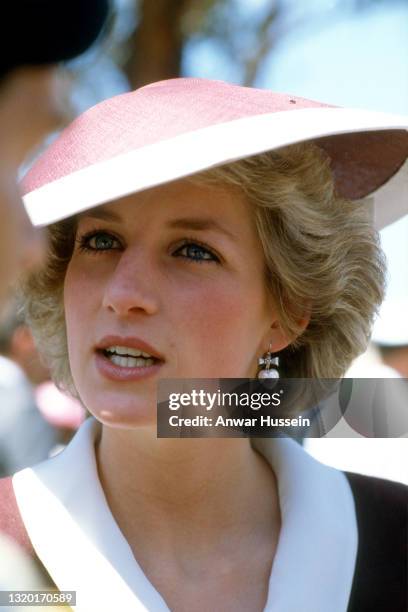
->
xmin=102 ymin=251 xmax=159 ymax=316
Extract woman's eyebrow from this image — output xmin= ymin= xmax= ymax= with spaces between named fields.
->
xmin=78 ymin=208 xmax=122 ymax=222
xmin=77 ymin=211 xmax=238 ymax=242
xmin=167 ymin=218 xmax=238 ymax=242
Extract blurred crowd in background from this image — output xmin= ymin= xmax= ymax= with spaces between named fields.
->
xmin=0 ymin=298 xmax=85 ymax=478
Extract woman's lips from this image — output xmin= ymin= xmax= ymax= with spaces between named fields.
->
xmin=95 ymin=335 xmax=164 ymax=361
xmin=94 ymin=350 xmax=163 ymax=382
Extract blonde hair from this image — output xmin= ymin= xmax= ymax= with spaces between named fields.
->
xmin=20 ymin=143 xmax=385 ymax=394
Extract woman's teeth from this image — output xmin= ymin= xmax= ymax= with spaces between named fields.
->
xmin=104 ymin=346 xmax=156 ymax=368
xmin=109 ymin=355 xmax=155 ymax=368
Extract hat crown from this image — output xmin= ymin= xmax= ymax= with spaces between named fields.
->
xmin=21 ymin=78 xmax=329 ymax=196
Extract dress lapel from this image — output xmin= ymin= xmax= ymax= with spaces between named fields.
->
xmin=13 ymin=419 xmax=357 ymax=612
xmin=252 ymin=437 xmax=358 ymax=612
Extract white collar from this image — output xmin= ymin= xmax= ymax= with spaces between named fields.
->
xmin=13 ymin=419 xmax=357 ymax=612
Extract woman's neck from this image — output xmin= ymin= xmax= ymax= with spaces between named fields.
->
xmin=96 ymin=425 xmax=281 ymax=559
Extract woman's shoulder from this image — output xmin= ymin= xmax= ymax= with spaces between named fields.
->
xmin=345 ymin=472 xmax=407 ymax=612
xmin=0 ymin=476 xmax=35 ymax=556
xmin=346 ymin=470 xmax=407 ymax=511
xmin=345 ymin=471 xmax=407 ymax=535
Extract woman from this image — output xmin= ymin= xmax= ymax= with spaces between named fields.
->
xmin=1 ymin=78 xmax=407 ymax=611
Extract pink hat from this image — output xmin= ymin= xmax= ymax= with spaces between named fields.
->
xmin=21 ymin=77 xmax=408 ymax=229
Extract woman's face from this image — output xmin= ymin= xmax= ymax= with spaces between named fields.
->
xmin=64 ymin=179 xmax=288 ymax=427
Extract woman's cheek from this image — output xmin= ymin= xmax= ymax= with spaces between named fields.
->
xmin=64 ymin=264 xmax=100 ymax=354
xmin=177 ymin=285 xmax=251 ymax=375
xmin=65 ymin=259 xmax=105 ymax=312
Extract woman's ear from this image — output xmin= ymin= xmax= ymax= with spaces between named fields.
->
xmin=264 ymin=318 xmax=291 ymax=353
xmin=264 ymin=309 xmax=310 ymax=354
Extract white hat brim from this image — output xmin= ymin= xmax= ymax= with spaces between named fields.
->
xmin=23 ymin=106 xmax=408 ymax=228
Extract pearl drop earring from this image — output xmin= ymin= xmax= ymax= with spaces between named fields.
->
xmin=258 ymin=347 xmax=280 ymax=379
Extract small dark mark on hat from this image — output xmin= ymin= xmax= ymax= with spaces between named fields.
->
xmin=289 ymin=99 xmax=296 ymax=104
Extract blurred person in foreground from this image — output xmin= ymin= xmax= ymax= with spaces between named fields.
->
xmin=3 ymin=78 xmax=407 ymax=612
xmin=0 ymin=0 xmax=109 ymax=603
xmin=0 ymin=0 xmax=109 ymax=309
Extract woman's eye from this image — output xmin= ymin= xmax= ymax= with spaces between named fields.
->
xmin=174 ymin=242 xmax=219 ymax=263
xmin=78 ymin=231 xmax=121 ymax=252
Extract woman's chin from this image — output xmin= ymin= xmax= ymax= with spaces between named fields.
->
xmin=85 ymin=398 xmax=157 ymax=429
xmin=98 ymin=409 xmax=156 ymax=429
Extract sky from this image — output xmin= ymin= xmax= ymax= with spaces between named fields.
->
xmin=259 ymin=0 xmax=408 ymax=114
